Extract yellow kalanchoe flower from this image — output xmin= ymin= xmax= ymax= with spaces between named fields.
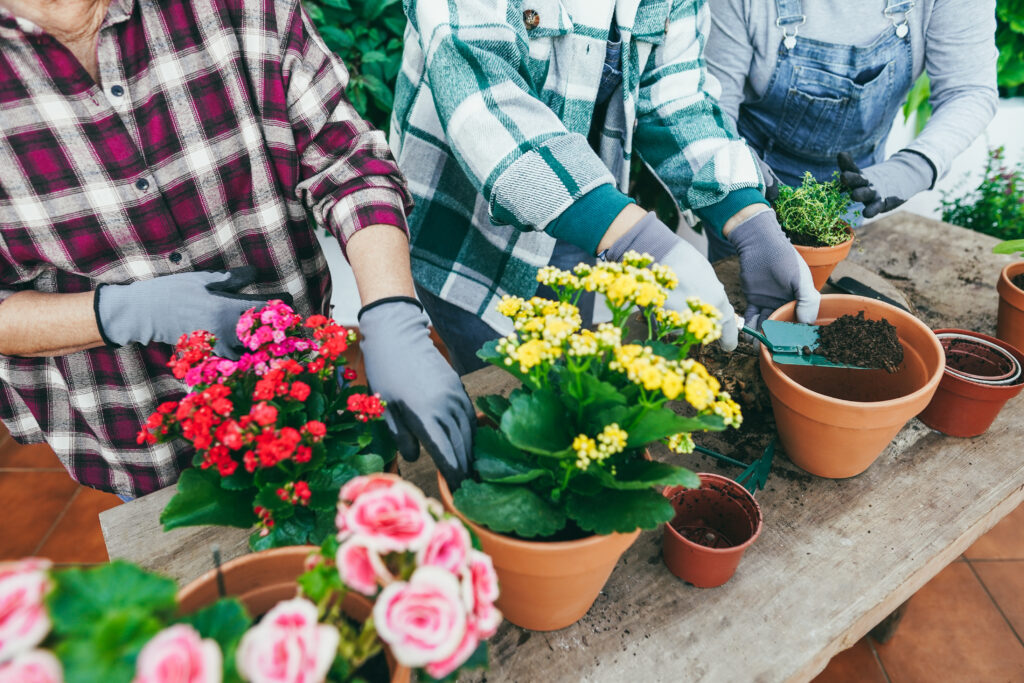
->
xmin=711 ymin=392 xmax=743 ymax=427
xmin=667 ymin=432 xmax=696 ymax=454
xmin=536 ymin=266 xmax=580 ymax=289
xmin=573 ymin=424 xmax=629 ymax=470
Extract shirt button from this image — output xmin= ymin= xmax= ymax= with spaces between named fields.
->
xmin=169 ymin=251 xmax=183 ymax=264
xmin=110 ymin=84 xmax=124 ymax=97
xmin=523 ymin=9 xmax=540 ymax=29
xmin=135 ymin=178 xmax=149 ymax=191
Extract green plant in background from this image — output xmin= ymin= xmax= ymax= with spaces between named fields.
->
xmin=773 ymin=172 xmax=854 ymax=247
xmin=303 ymin=0 xmax=406 ymax=132
xmin=994 ymin=238 xmax=1024 ymax=256
xmin=941 ymin=147 xmax=1024 ymax=240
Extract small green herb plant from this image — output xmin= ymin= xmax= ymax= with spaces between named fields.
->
xmin=773 ymin=172 xmax=854 ymax=248
xmin=994 ymin=239 xmax=1024 ymax=257
xmin=942 ymin=147 xmax=1024 ymax=241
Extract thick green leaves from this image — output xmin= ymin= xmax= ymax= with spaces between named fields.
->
xmin=351 ymin=453 xmax=385 ymax=475
xmin=566 ymin=489 xmax=675 ymax=535
xmin=454 ymin=481 xmax=566 ymax=538
xmin=474 ymin=427 xmax=551 ymax=483
xmin=476 ymin=394 xmax=511 ymax=425
xmin=499 ymin=388 xmax=572 ymax=456
xmin=161 ymin=468 xmax=257 ymax=531
xmin=591 ymin=459 xmax=700 ymax=490
xmin=182 ymin=599 xmax=251 ymax=683
xmin=615 ymin=406 xmax=725 ymax=448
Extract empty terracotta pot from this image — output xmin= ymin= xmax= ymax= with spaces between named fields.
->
xmin=759 ymin=295 xmax=945 ymax=478
xmin=792 ymin=226 xmax=854 ymax=291
xmin=437 ymin=473 xmax=639 ymax=632
xmin=997 ymin=262 xmax=1024 ymax=354
xmin=918 ymin=330 xmax=1024 ymax=437
xmin=662 ymin=474 xmax=762 ymax=588
xmin=178 ymin=546 xmax=410 ymax=683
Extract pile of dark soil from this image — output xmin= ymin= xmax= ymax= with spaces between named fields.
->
xmin=1012 ymin=272 xmax=1024 ymax=291
xmin=783 ymin=228 xmax=829 ymax=248
xmin=672 ymin=521 xmax=734 ymax=548
xmin=816 ymin=310 xmax=904 ymax=373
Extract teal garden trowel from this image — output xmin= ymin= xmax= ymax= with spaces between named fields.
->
xmin=743 ymin=319 xmax=880 ymax=370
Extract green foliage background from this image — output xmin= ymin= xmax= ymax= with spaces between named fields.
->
xmin=303 ymin=0 xmax=406 ymax=132
xmin=941 ymin=147 xmax=1024 ymax=240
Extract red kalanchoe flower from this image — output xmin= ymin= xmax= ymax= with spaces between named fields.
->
xmin=295 ymin=445 xmax=312 ymax=463
xmin=289 ymin=381 xmax=311 ymax=401
xmin=342 ymin=367 xmax=358 ymax=381
xmin=307 ymin=358 xmax=326 ymax=374
xmin=303 ymin=420 xmax=326 ymax=440
xmin=305 ymin=314 xmax=328 ymax=328
xmin=346 ymin=393 xmax=386 ymax=422
xmin=250 ymin=402 xmax=278 ymax=427
xmin=294 ymin=481 xmax=311 ymax=504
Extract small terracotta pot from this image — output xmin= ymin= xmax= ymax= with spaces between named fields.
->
xmin=437 ymin=473 xmax=639 ymax=632
xmin=662 ymin=474 xmax=762 ymax=588
xmin=759 ymin=295 xmax=945 ymax=478
xmin=918 ymin=330 xmax=1024 ymax=437
xmin=178 ymin=546 xmax=411 ymax=683
xmin=997 ymin=262 xmax=1024 ymax=354
xmin=792 ymin=226 xmax=854 ymax=291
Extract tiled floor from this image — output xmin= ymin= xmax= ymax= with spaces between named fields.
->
xmin=2 ymin=424 xmax=1022 ymax=680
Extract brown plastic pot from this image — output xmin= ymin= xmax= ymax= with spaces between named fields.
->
xmin=997 ymin=262 xmax=1024 ymax=353
xmin=662 ymin=474 xmax=762 ymax=588
xmin=792 ymin=226 xmax=854 ymax=291
xmin=759 ymin=295 xmax=945 ymax=478
xmin=437 ymin=473 xmax=639 ymax=632
xmin=937 ymin=332 xmax=1021 ymax=385
xmin=178 ymin=546 xmax=411 ymax=683
xmin=918 ymin=329 xmax=1024 ymax=437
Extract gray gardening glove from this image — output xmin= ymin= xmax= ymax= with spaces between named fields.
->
xmin=357 ymin=298 xmax=474 ymax=487
xmin=608 ymin=212 xmax=739 ymax=351
xmin=838 ymin=150 xmax=935 ymax=219
xmin=95 ymin=267 xmax=270 ymax=359
xmin=755 ymin=153 xmax=781 ymax=203
xmin=726 ymin=209 xmax=820 ymax=332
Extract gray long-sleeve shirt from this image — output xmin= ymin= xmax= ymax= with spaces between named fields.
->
xmin=705 ymin=0 xmax=999 ymax=180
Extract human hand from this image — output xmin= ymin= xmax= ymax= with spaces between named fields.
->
xmin=726 ymin=210 xmax=820 ymax=331
xmin=837 ymin=150 xmax=935 ymax=219
xmin=95 ymin=267 xmax=270 ymax=358
xmin=357 ymin=298 xmax=474 ymax=486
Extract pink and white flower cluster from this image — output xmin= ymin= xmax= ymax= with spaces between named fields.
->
xmin=333 ymin=474 xmax=501 ymax=680
xmin=0 ymin=559 xmax=61 ymax=683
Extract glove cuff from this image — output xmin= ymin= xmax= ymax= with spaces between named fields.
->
xmin=357 ymin=296 xmax=424 ymax=322
xmin=93 ymin=284 xmax=124 ymax=348
xmin=725 ymin=208 xmax=786 ymax=251
xmin=895 ymin=149 xmax=938 ymax=191
xmin=606 ymin=211 xmax=679 ymax=263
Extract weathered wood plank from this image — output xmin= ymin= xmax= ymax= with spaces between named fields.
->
xmin=101 ymin=214 xmax=1024 ymax=683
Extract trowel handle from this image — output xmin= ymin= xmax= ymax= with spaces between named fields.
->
xmin=737 ymin=314 xmax=772 ymax=350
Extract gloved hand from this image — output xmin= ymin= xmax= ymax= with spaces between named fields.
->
xmin=357 ymin=298 xmax=474 ymax=487
xmin=755 ymin=153 xmax=781 ymax=203
xmin=95 ymin=267 xmax=270 ymax=358
xmin=838 ymin=150 xmax=935 ymax=219
xmin=607 ymin=212 xmax=739 ymax=351
xmin=726 ymin=209 xmax=820 ymax=331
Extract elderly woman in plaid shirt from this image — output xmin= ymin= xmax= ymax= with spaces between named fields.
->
xmin=0 ymin=0 xmax=475 ymax=495
xmin=392 ymin=0 xmax=821 ymax=375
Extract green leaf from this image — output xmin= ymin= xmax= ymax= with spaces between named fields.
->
xmin=56 ymin=610 xmax=164 ymax=683
xmin=319 ymin=25 xmax=355 ymax=51
xmin=566 ymin=489 xmax=674 ymax=535
xmin=352 ymin=453 xmax=385 ymax=474
xmin=453 ymin=481 xmax=567 ymax=538
xmin=181 ymin=599 xmax=251 ymax=683
xmin=160 ymin=468 xmax=258 ymax=531
xmin=561 ymin=370 xmax=626 ymax=417
xmin=994 ymin=239 xmax=1024 ymax=256
xmin=476 ymin=339 xmax=531 ymax=385
xmin=306 ymin=389 xmax=326 ymax=420
xmin=499 ymin=388 xmax=572 ymax=456
xmin=620 ymin=407 xmax=724 ymax=448
xmin=476 ymin=394 xmax=510 ymax=425
xmin=48 ymin=562 xmax=178 ymax=637
xmin=591 ymin=459 xmax=700 ymax=490
xmin=476 ymin=456 xmax=552 ymax=485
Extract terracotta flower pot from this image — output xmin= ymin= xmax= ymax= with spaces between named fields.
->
xmin=436 ymin=473 xmax=639 ymax=632
xmin=918 ymin=330 xmax=1024 ymax=437
xmin=178 ymin=546 xmax=411 ymax=683
xmin=759 ymin=295 xmax=945 ymax=478
xmin=792 ymin=226 xmax=854 ymax=291
xmin=997 ymin=262 xmax=1024 ymax=353
xmin=662 ymin=474 xmax=762 ymax=588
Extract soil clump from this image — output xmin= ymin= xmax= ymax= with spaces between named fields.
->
xmin=815 ymin=310 xmax=904 ymax=373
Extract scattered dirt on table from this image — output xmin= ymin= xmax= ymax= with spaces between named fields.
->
xmin=1013 ymin=273 xmax=1024 ymax=291
xmin=815 ymin=310 xmax=904 ymax=373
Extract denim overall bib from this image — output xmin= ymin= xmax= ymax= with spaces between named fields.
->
xmin=706 ymin=0 xmax=915 ymax=261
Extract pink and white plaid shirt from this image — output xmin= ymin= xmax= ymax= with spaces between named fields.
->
xmin=0 ymin=0 xmax=411 ymax=496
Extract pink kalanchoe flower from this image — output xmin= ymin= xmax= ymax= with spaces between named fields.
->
xmin=0 ymin=559 xmax=52 ymax=663
xmin=424 ymin=620 xmax=480 ymax=681
xmin=133 ymin=624 xmax=222 ymax=683
xmin=463 ymin=550 xmax=502 ymax=638
xmin=336 ymin=539 xmax=391 ymax=596
xmin=236 ymin=598 xmax=339 ymax=683
xmin=0 ymin=649 xmax=62 ymax=683
xmin=338 ymin=473 xmax=400 ymax=504
xmin=417 ymin=518 xmax=471 ymax=575
xmin=342 ymin=480 xmax=435 ymax=553
xmin=373 ymin=567 xmax=467 ymax=670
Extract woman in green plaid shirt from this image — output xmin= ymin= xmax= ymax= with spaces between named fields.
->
xmin=391 ymin=0 xmax=820 ymax=374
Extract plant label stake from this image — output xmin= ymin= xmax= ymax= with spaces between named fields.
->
xmin=212 ymin=545 xmax=226 ymax=598
xmin=743 ymin=318 xmax=881 ymax=370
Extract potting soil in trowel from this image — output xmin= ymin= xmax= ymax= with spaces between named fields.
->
xmin=815 ymin=311 xmax=904 ymax=373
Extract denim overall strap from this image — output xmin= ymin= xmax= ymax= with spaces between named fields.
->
xmin=775 ymin=0 xmax=805 ymax=49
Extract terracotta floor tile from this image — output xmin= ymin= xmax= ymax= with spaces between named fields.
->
xmin=972 ymin=561 xmax=1024 ymax=641
xmin=0 ymin=435 xmax=63 ymax=470
xmin=812 ymin=638 xmax=888 ymax=683
xmin=0 ymin=470 xmax=79 ymax=559
xmin=965 ymin=503 xmax=1024 ymax=560
xmin=36 ymin=486 xmax=122 ymax=564
xmin=874 ymin=562 xmax=1024 ymax=682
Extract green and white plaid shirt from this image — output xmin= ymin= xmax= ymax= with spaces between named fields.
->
xmin=391 ymin=0 xmax=763 ymax=334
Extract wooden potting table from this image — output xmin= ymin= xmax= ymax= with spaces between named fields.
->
xmin=102 ymin=213 xmax=1024 ymax=682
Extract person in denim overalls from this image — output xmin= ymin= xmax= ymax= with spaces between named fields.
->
xmin=704 ymin=0 xmax=999 ymax=261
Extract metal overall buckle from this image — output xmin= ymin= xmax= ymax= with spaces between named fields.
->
xmin=775 ymin=14 xmax=806 ymax=50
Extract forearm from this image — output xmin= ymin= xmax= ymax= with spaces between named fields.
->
xmin=345 ymin=224 xmax=417 ymax=306
xmin=0 ymin=291 xmax=104 ymax=357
